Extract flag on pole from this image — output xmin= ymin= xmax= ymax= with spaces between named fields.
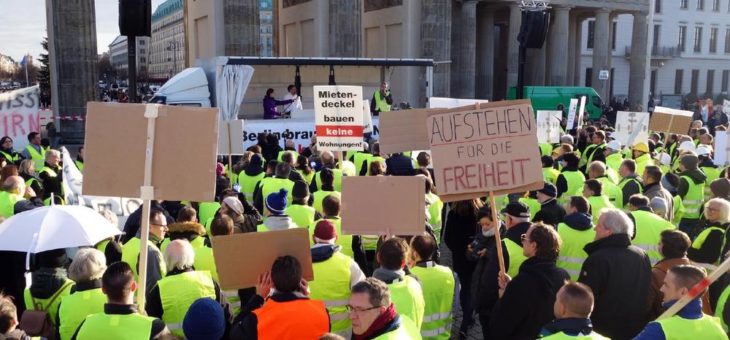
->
xmin=19 ymin=54 xmax=31 ymax=67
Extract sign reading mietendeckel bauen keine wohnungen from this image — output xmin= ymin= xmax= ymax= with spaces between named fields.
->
xmin=314 ymin=85 xmax=364 ymax=152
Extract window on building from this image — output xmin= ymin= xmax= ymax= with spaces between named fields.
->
xmin=585 ymin=68 xmax=593 ymax=87
xmin=710 ymin=28 xmax=718 ymax=53
xmin=140 ymin=40 xmax=145 ymax=46
xmin=725 ymin=28 xmax=730 ymax=53
xmin=653 ymin=25 xmax=661 ymax=50
xmin=698 ymin=0 xmax=705 ymax=9
xmin=587 ymin=21 xmax=595 ymax=49
xmin=694 ymin=26 xmax=703 ymax=52
xmin=140 ymin=49 xmax=146 ymax=54
xmin=679 ymin=26 xmax=687 ymax=51
xmin=707 ymin=70 xmax=715 ymax=94
xmin=681 ymin=0 xmax=689 ymax=8
xmin=713 ymin=0 xmax=720 ymax=10
xmin=675 ymin=69 xmax=684 ymax=94
xmin=140 ymin=57 xmax=146 ymax=63
xmin=656 ymin=0 xmax=662 ymax=13
xmin=691 ymin=69 xmax=700 ymax=94
xmin=612 ymin=22 xmax=618 ymax=50
xmin=722 ymin=70 xmax=729 ymax=91
xmin=651 ymin=70 xmax=658 ymax=96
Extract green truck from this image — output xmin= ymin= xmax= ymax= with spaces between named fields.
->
xmin=507 ymin=86 xmax=604 ymax=120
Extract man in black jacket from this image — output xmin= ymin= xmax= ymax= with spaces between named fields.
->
xmin=533 ymin=182 xmax=566 ymax=227
xmin=579 ymin=208 xmax=651 ymax=339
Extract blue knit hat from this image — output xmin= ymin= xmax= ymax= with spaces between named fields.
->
xmin=266 ymin=188 xmax=288 ymax=215
xmin=183 ymin=298 xmax=225 ymax=340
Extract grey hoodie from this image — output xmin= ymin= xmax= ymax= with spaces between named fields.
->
xmin=263 ymin=215 xmax=297 ymax=231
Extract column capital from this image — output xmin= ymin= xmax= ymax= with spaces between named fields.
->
xmin=552 ymin=5 xmax=573 ymax=12
xmin=595 ymin=7 xmax=612 ymax=14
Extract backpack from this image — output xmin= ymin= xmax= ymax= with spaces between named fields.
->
xmin=18 ymin=281 xmax=72 ymax=340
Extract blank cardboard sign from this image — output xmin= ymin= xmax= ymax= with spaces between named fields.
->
xmin=211 ymin=228 xmax=313 ymax=290
xmin=649 ymin=106 xmax=693 ymax=135
xmin=379 ymin=106 xmax=477 ymax=154
xmin=218 ymin=120 xmax=245 ymax=155
xmin=83 ymin=102 xmax=219 ymax=202
xmin=341 ymin=176 xmax=425 ymax=236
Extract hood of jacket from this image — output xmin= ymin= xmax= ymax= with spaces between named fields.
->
xmin=264 ymin=215 xmax=296 ymax=231
xmin=562 ymin=212 xmax=593 ymax=231
xmin=311 ymin=243 xmax=341 ymax=263
xmin=167 ymin=221 xmax=205 ymax=236
xmin=541 ymin=318 xmax=594 ymax=338
xmin=30 ymin=268 xmax=69 ymax=299
xmin=679 ymin=168 xmax=707 ymax=184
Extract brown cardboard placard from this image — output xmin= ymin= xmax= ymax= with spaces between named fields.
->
xmin=648 ymin=106 xmax=693 ymax=135
xmin=218 ymin=120 xmax=245 ymax=155
xmin=341 ymin=176 xmax=425 ymax=236
xmin=378 ymin=108 xmax=436 ymax=154
xmin=427 ymin=99 xmax=544 ymax=201
xmin=83 ymin=102 xmax=219 ymax=202
xmin=211 ymin=228 xmax=314 ymax=290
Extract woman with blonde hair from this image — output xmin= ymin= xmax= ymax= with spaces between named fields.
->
xmin=18 ymin=159 xmax=42 ymax=196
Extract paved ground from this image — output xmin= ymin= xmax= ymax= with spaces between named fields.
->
xmin=439 ymin=242 xmax=484 ymax=340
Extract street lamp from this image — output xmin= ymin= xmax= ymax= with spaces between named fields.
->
xmin=517 ymin=0 xmax=551 ymax=99
xmin=166 ymin=40 xmax=180 ymax=79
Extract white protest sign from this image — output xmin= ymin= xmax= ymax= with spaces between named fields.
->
xmin=314 ymin=85 xmax=363 ymax=151
xmin=613 ymin=111 xmax=649 ymax=147
xmin=536 ymin=110 xmax=562 ymax=144
xmin=218 ymin=120 xmax=245 ymax=155
xmin=577 ymin=96 xmax=587 ymax=127
xmin=724 ymin=100 xmax=730 ymax=115
xmin=714 ymin=131 xmax=730 ymax=166
xmin=0 ymin=86 xmax=41 ymax=151
xmin=566 ymin=98 xmax=579 ymax=130
xmin=363 ymin=99 xmax=374 ymax=134
xmin=429 ymin=97 xmax=489 ymax=109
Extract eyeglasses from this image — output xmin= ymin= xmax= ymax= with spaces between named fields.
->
xmin=151 ymin=223 xmax=168 ymax=229
xmin=345 ymin=305 xmax=381 ymax=314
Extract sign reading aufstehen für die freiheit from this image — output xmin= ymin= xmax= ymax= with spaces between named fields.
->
xmin=314 ymin=85 xmax=363 ymax=151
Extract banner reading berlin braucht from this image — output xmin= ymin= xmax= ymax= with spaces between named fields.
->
xmin=427 ymin=100 xmax=544 ymax=201
xmin=314 ymin=85 xmax=363 ymax=151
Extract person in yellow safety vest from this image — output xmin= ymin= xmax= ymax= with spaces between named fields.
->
xmin=687 ymin=198 xmax=729 ymax=273
xmin=601 ymin=141 xmax=623 ymax=183
xmin=238 ymin=154 xmax=266 ymax=204
xmin=350 ymin=145 xmax=372 ymax=177
xmin=0 ymin=175 xmax=42 ymax=218
xmin=617 ymin=159 xmax=643 ymax=209
xmin=253 ymin=162 xmax=295 ymax=216
xmin=308 ymin=220 xmax=366 ymax=336
xmin=656 ymin=152 xmax=673 ymax=177
xmin=74 ymin=146 xmax=84 ymax=172
xmin=542 ymin=156 xmax=561 ymax=185
xmin=642 ymin=165 xmax=675 ymax=222
xmin=121 ymin=208 xmax=168 ymax=294
xmin=311 ymin=168 xmax=341 ymax=215
xmin=408 ymin=235 xmax=458 ymax=340
xmin=634 ymin=265 xmax=727 ymax=339
xmin=280 ymin=150 xmax=307 ymax=183
xmin=256 ymin=189 xmax=298 ymax=232
xmin=582 ymin=179 xmax=615 ymax=225
xmin=627 ymin=195 xmax=676 ymax=265
xmin=367 ymin=144 xmax=388 ymax=177
xmin=519 ymin=191 xmax=542 ymax=221
xmin=371 ymin=81 xmax=393 ymax=116
xmin=19 ymin=158 xmax=43 ymax=197
xmin=22 ymin=132 xmax=46 ymax=170
xmin=348 ymin=278 xmax=422 ymax=339
xmin=24 ymin=248 xmax=73 ymax=329
xmin=57 ymin=249 xmax=107 ymax=340
xmin=587 ymin=161 xmax=622 ymax=206
xmin=533 ymin=182 xmax=566 ymax=227
xmin=676 ymin=153 xmax=707 ymax=238
xmin=372 ymin=237 xmax=425 ymax=329
xmin=277 ymin=141 xmax=300 ymax=162
xmin=556 ymin=196 xmax=595 ymax=280
xmin=577 ymin=127 xmax=598 ymax=171
xmin=489 ymin=223 xmax=570 ymax=339
xmin=631 ymin=142 xmax=654 ymax=179
xmin=539 ymin=282 xmax=609 ymax=339
xmin=556 ymin=152 xmax=586 ymax=205
xmin=72 ymin=262 xmax=170 ymax=339
xmin=38 ymin=149 xmax=64 ymax=205
xmin=145 ymin=240 xmax=221 ymax=337
xmin=285 ymin=180 xmax=319 ymax=229
xmin=0 ymin=136 xmax=22 ymax=165
xmin=311 ymin=151 xmax=344 ymax=192
xmin=539 ymin=142 xmax=554 ymax=158
xmin=696 ymin=146 xmax=720 ymax=200
xmin=160 ymin=207 xmax=207 ymax=254
xmin=580 ymin=131 xmax=607 ymax=174
xmin=309 ymin=194 xmax=364 ymax=260
xmin=672 ymin=140 xmax=697 ymax=172
xmin=294 ymin=154 xmax=316 ymax=185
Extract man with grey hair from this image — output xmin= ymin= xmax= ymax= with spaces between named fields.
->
xmin=560 ymin=134 xmax=574 ymax=145
xmin=348 ymin=278 xmax=419 ymax=338
xmin=38 ymin=148 xmax=63 ymax=204
xmin=145 ymin=240 xmax=222 ymax=337
xmin=578 ymin=208 xmax=652 ymax=339
xmin=0 ymin=175 xmax=42 ymax=217
xmin=58 ymin=248 xmax=107 ymax=340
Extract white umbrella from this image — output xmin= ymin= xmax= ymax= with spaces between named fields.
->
xmin=0 ymin=205 xmax=122 ymax=253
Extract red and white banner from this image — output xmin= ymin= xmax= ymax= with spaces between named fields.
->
xmin=0 ymin=86 xmax=42 ymax=151
xmin=314 ymin=85 xmax=363 ymax=151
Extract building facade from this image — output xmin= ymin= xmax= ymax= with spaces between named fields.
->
xmin=108 ymin=36 xmax=151 ymax=80
xmin=260 ymin=0 xmax=274 ymax=57
xmin=149 ymin=0 xmax=186 ymax=81
xmin=585 ymin=0 xmax=730 ymax=108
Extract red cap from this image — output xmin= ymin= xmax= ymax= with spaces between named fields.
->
xmin=314 ymin=220 xmax=337 ymax=240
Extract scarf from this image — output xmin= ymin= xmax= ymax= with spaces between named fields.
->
xmin=353 ymin=303 xmax=398 ymax=340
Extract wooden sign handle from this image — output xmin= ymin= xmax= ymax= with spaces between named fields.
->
xmin=136 ymin=105 xmax=159 ymax=313
xmin=488 ymin=192 xmax=507 ymax=277
xmin=227 ymin=122 xmax=233 ymax=189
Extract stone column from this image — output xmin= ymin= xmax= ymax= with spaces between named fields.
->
xmin=567 ymin=14 xmax=578 ymax=85
xmin=628 ymin=11 xmax=650 ymax=111
xmin=573 ymin=16 xmax=584 ymax=85
xmin=45 ymin=0 xmax=98 ymax=143
xmin=421 ymin=0 xmax=451 ymax=97
xmin=592 ymin=8 xmax=611 ymax=100
xmin=549 ymin=6 xmax=571 ymax=85
xmin=507 ymin=4 xmax=521 ymax=89
xmin=452 ymin=0 xmax=477 ymax=98
xmin=476 ymin=6 xmax=495 ymax=99
xmin=224 ymin=0 xmax=260 ymax=55
xmin=328 ymin=0 xmax=361 ymax=57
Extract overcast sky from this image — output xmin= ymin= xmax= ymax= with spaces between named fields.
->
xmin=0 ymin=0 xmax=166 ymax=62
